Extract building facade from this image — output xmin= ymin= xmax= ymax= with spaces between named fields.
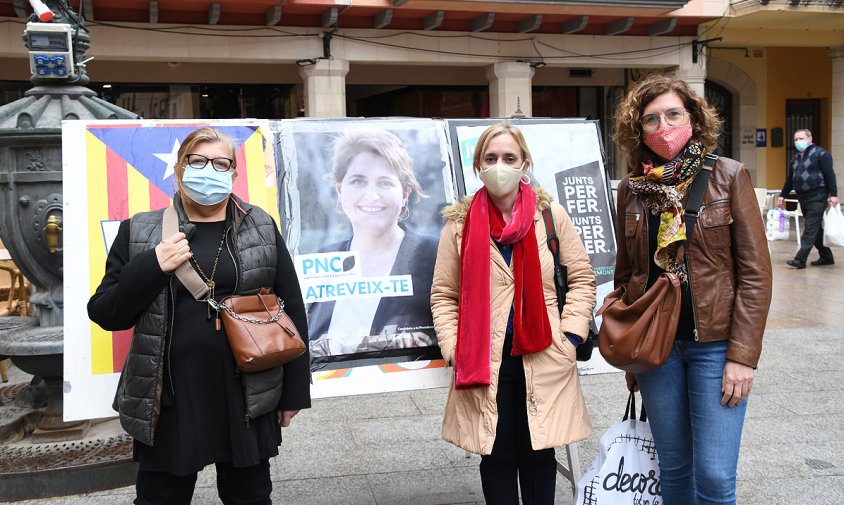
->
xmin=0 ymin=0 xmax=841 ymax=185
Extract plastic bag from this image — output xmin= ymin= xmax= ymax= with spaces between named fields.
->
xmin=575 ymin=392 xmax=661 ymax=505
xmin=823 ymin=204 xmax=844 ymax=247
xmin=766 ymin=208 xmax=789 ymax=241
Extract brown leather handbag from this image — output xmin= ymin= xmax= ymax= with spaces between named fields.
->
xmin=597 ymin=272 xmax=681 ymax=373
xmin=597 ymin=153 xmax=718 ymax=374
xmin=215 ymin=288 xmax=306 ymax=372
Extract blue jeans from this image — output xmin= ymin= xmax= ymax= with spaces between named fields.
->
xmin=636 ymin=341 xmax=747 ymax=505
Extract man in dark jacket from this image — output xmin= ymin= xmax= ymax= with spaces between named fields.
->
xmin=778 ymin=129 xmax=839 ymax=269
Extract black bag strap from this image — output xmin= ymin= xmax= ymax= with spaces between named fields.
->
xmin=683 ymin=153 xmax=718 ymax=247
xmin=541 ymin=208 xmax=568 ymax=312
xmin=623 ymin=391 xmax=648 ymax=422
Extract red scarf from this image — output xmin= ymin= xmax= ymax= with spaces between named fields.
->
xmin=455 ymin=183 xmax=552 ymax=390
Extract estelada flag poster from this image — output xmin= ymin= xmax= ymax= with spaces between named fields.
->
xmin=62 ymin=119 xmax=277 ymax=420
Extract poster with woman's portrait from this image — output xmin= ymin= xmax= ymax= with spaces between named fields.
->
xmin=274 ymin=119 xmax=454 ymax=373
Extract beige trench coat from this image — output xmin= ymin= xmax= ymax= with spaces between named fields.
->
xmin=431 ymin=188 xmax=595 ymax=455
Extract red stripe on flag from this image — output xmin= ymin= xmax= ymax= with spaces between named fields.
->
xmin=106 ymin=147 xmax=129 ymax=221
xmin=150 ymin=180 xmax=171 ymax=211
xmin=112 ymin=329 xmax=133 ymax=372
xmin=232 ymin=147 xmax=248 ymax=201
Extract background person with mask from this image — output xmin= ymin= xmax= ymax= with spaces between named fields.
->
xmin=431 ymin=122 xmax=595 ymax=504
xmin=88 ymin=127 xmax=310 ymax=505
xmin=777 ymin=128 xmax=839 ymax=268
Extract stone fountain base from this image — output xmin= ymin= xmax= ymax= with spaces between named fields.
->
xmin=0 ymin=317 xmax=137 ymax=501
xmin=0 ymin=410 xmax=136 ymax=501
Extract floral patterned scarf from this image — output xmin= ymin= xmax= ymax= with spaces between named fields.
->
xmin=628 ymin=140 xmax=705 ymax=280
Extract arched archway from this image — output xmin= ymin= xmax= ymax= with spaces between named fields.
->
xmin=705 ymin=59 xmax=761 ymax=185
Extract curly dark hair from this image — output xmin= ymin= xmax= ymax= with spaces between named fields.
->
xmin=613 ymin=74 xmax=722 ymax=172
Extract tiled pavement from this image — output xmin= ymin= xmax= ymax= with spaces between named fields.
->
xmin=4 ymin=238 xmax=844 ymax=504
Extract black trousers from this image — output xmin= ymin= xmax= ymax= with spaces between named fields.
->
xmin=135 ymin=459 xmax=272 ymax=505
xmin=480 ymin=334 xmax=557 ymax=505
xmin=796 ymin=192 xmax=834 ymax=263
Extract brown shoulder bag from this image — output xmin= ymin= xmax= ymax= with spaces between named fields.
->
xmin=597 ymin=153 xmax=717 ymax=373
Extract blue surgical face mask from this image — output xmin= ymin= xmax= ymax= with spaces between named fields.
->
xmin=794 ymin=140 xmax=810 ymax=152
xmin=181 ymin=167 xmax=233 ymax=206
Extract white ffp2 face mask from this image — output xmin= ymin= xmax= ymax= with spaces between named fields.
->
xmin=479 ymin=163 xmax=524 ymax=198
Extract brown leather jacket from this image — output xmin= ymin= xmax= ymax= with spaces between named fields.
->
xmin=614 ymin=157 xmax=772 ymax=368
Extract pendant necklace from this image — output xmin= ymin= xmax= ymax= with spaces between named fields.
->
xmin=191 ymin=227 xmax=227 ymax=319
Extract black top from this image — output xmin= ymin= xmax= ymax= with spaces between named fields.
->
xmin=307 ymin=229 xmax=439 ymax=365
xmin=90 ymin=217 xmax=310 ymax=476
xmin=647 ymin=212 xmax=696 ymax=341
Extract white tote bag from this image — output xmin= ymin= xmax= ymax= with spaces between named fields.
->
xmin=574 ymin=392 xmax=661 ymax=505
xmin=823 ymin=204 xmax=844 ymax=247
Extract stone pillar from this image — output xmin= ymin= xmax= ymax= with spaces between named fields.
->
xmin=298 ymin=59 xmax=349 ymax=118
xmin=669 ymin=42 xmax=707 ymax=97
xmin=485 ymin=62 xmax=534 ymax=118
xmin=829 ymin=45 xmax=844 ymax=195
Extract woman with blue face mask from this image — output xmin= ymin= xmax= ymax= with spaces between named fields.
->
xmin=88 ymin=127 xmax=310 ymax=505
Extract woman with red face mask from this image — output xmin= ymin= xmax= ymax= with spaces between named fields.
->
xmin=612 ymin=75 xmax=772 ymax=504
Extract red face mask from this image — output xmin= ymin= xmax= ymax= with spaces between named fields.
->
xmin=643 ymin=123 xmax=693 ymax=161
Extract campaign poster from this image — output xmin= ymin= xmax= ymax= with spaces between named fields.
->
xmin=273 ymin=118 xmax=456 ymax=397
xmin=62 ymin=119 xmax=278 ymax=420
xmin=446 ymin=119 xmax=618 ymax=375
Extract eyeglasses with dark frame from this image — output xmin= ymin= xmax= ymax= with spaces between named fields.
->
xmin=185 ymin=153 xmax=235 ymax=173
xmin=640 ymin=108 xmax=690 ymax=133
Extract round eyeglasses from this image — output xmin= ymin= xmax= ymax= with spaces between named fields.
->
xmin=640 ymin=108 xmax=689 ymax=133
xmin=186 ymin=153 xmax=235 ymax=172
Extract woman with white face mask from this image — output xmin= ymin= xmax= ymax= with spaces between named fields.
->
xmin=88 ymin=127 xmax=310 ymax=505
xmin=612 ymin=75 xmax=772 ymax=505
xmin=431 ymin=122 xmax=596 ymax=504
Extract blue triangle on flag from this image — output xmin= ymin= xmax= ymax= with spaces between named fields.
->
xmin=87 ymin=125 xmax=258 ymax=195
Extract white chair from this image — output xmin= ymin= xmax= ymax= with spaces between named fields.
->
xmin=784 ymin=199 xmax=802 ymax=246
xmin=754 ymin=188 xmax=768 ymax=216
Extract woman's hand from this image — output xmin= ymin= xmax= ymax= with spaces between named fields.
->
xmin=625 ymin=372 xmax=639 ymax=392
xmin=722 ymin=361 xmax=754 ymax=408
xmin=156 ymin=232 xmax=192 ymax=274
xmin=277 ymin=409 xmax=300 ymax=427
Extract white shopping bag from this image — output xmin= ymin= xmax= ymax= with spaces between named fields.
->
xmin=575 ymin=392 xmax=662 ymax=505
xmin=765 ymin=208 xmax=789 ymax=241
xmin=823 ymin=204 xmax=844 ymax=248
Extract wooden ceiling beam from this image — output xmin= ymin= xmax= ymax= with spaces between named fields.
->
xmin=321 ymin=7 xmax=338 ymax=28
xmin=472 ymin=12 xmax=495 ymax=33
xmin=517 ymin=14 xmax=543 ymax=34
xmin=561 ymin=15 xmax=589 ymax=34
xmin=266 ymin=5 xmax=282 ymax=26
xmin=208 ymin=3 xmax=221 ymax=25
xmin=374 ymin=9 xmax=393 ymax=29
xmin=605 ymin=17 xmax=634 ymax=36
xmin=423 ymin=10 xmax=444 ymax=31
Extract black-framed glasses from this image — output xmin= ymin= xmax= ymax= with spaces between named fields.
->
xmin=186 ymin=153 xmax=235 ymax=172
xmin=640 ymin=108 xmax=689 ymax=132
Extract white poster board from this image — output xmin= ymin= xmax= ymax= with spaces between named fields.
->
xmin=62 ymin=119 xmax=279 ymax=420
xmin=274 ymin=118 xmax=456 ymax=398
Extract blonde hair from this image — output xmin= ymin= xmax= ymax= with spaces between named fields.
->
xmin=472 ymin=122 xmax=533 ymax=174
xmin=331 ymin=129 xmax=425 ymax=202
xmin=613 ymin=74 xmax=722 ymax=172
xmin=173 ymin=127 xmax=237 ymax=193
